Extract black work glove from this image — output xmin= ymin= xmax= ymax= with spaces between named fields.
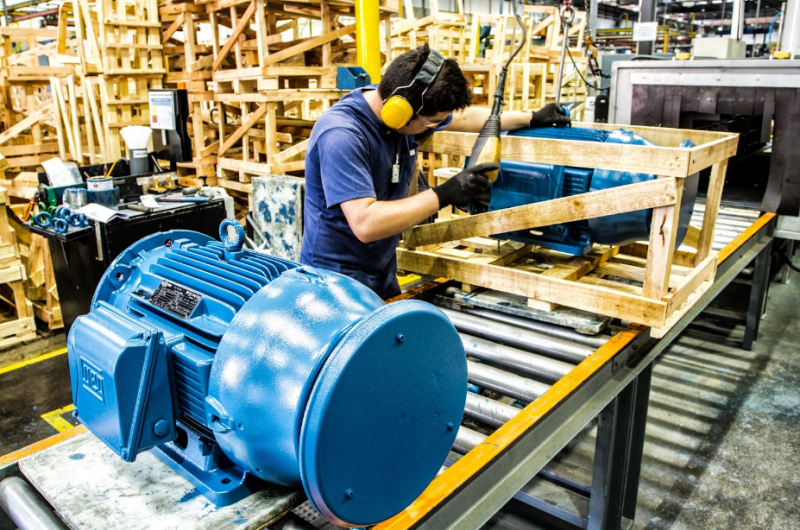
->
xmin=530 ymin=103 xmax=571 ymax=128
xmin=432 ymin=162 xmax=499 ymax=209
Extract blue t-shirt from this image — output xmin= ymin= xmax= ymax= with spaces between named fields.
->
xmin=300 ymin=86 xmax=451 ymax=295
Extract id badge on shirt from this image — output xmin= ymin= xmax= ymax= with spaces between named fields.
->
xmin=391 ymin=152 xmax=400 ymax=184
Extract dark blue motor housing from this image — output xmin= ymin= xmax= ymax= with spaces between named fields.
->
xmin=67 ymin=220 xmax=467 ymax=528
xmin=486 ymin=127 xmax=699 ymax=255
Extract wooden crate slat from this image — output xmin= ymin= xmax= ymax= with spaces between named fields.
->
xmin=403 ymin=177 xmax=679 ymax=249
xmin=419 ymin=130 xmax=731 ymax=178
xmin=397 ymin=247 xmax=669 ymax=327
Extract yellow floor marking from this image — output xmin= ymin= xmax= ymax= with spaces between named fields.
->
xmin=41 ymin=404 xmax=76 ymax=433
xmin=0 ymin=347 xmax=68 ymax=375
xmin=0 ymin=425 xmax=87 ymax=465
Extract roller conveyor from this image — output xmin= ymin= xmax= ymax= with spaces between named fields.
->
xmin=460 ymin=334 xmax=573 ymax=383
xmin=367 ymin=211 xmax=777 ymax=530
xmin=463 ymin=393 xmax=522 ymax=429
xmin=447 ymin=295 xmax=613 ymax=349
xmin=444 ymin=308 xmax=594 ymax=364
xmin=0 ymin=211 xmax=778 ymax=530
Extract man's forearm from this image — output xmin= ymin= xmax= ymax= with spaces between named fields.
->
xmin=341 ymin=189 xmax=441 ymax=243
xmin=447 ymin=106 xmax=531 ymax=133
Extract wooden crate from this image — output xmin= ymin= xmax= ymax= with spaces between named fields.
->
xmin=93 ymin=0 xmax=166 ymax=76
xmin=49 ymin=75 xmax=105 ymax=164
xmin=0 ymin=191 xmax=37 ymax=348
xmin=390 ymin=0 xmax=469 ymax=61
xmin=0 ymin=104 xmax=58 ymax=175
xmin=161 ymin=0 xmax=216 ymax=181
xmin=94 ymin=73 xmax=163 ymax=159
xmin=0 ymin=28 xmax=70 ymax=174
xmin=157 ymin=0 xmax=400 ymax=198
xmin=397 ymin=123 xmax=739 ymax=336
xmin=506 ymin=62 xmax=547 ymax=111
xmin=24 ymin=234 xmax=62 ymax=331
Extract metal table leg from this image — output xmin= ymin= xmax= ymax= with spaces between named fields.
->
xmin=743 ymin=239 xmax=773 ymax=350
xmin=778 ymin=240 xmax=794 ymax=284
xmin=587 ymin=364 xmax=652 ymax=530
xmin=621 ymin=364 xmax=653 ymax=524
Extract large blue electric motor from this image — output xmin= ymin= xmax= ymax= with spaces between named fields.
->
xmin=486 ymin=127 xmax=700 ymax=255
xmin=67 ymin=220 xmax=467 ymax=527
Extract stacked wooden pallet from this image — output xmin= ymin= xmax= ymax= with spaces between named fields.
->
xmin=67 ymin=0 xmax=167 ymax=160
xmin=49 ymin=0 xmax=165 ymax=164
xmin=0 ymin=190 xmax=38 ymax=347
xmin=0 ymin=0 xmax=165 ymax=179
xmin=0 ymin=28 xmax=68 ymax=181
xmin=391 ymin=4 xmax=588 ymax=113
xmin=160 ymin=0 xmax=399 ymax=219
xmin=160 ymin=0 xmax=217 ymax=184
xmin=23 ymin=234 xmax=61 ymax=331
xmin=390 ymin=0 xmax=470 ymax=62
xmin=5 ymin=204 xmax=62 ymax=331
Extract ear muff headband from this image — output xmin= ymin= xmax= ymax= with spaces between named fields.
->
xmin=381 ymin=49 xmax=445 ymax=129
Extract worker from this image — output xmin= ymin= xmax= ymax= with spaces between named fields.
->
xmin=300 ymin=45 xmax=570 ymax=300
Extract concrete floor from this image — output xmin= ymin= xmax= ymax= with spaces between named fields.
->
xmin=633 ymin=274 xmax=800 ymax=530
xmin=0 ymin=333 xmax=71 ymax=456
xmin=1 ymin=274 xmax=798 ymax=529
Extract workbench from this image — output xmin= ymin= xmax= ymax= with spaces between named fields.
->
xmin=0 ymin=211 xmax=776 ymax=530
xmin=27 ymin=199 xmax=227 ymax=334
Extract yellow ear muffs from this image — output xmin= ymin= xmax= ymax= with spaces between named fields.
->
xmin=381 ymin=96 xmax=415 ymax=130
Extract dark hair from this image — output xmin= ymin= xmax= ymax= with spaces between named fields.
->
xmin=378 ymin=44 xmax=472 ymax=116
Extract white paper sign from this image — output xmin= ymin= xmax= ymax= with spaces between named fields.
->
xmin=633 ymin=22 xmax=658 ymax=42
xmin=149 ymin=91 xmax=176 ymax=131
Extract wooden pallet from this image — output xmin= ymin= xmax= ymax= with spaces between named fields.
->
xmin=25 ymin=234 xmax=62 ymax=331
xmin=392 ymin=7 xmax=589 ymax=110
xmin=0 ymin=27 xmax=75 ymax=84
xmin=93 ymin=0 xmax=166 ymax=76
xmin=0 ymin=28 xmax=69 ymax=174
xmin=390 ymin=0 xmax=469 ymax=61
xmin=157 ymin=0 xmax=396 ymax=204
xmin=8 ymin=204 xmax=61 ymax=330
xmin=51 ymin=0 xmax=166 ymax=161
xmin=506 ymin=62 xmax=547 ymax=111
xmin=0 ymin=104 xmax=59 ymax=175
xmin=397 ymin=123 xmax=739 ymax=336
xmin=161 ymin=0 xmax=216 ymax=177
xmin=49 ymin=75 xmax=105 ymax=164
xmin=0 ymin=191 xmax=37 ymax=348
xmin=95 ymin=73 xmax=163 ymax=159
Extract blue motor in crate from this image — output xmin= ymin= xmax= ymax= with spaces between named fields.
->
xmin=484 ymin=127 xmax=699 ymax=255
xmin=67 ymin=220 xmax=467 ymax=527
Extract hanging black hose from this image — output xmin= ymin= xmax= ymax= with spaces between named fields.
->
xmin=464 ymin=0 xmax=526 ymax=182
xmin=774 ymin=249 xmax=800 ymax=273
xmin=491 ymin=0 xmax=526 ymax=116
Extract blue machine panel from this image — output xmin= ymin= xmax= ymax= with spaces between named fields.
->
xmin=67 ymin=220 xmax=467 ymax=527
xmin=299 ymin=301 xmax=467 ymax=526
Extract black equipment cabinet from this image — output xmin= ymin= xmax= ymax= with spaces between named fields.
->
xmin=30 ymin=200 xmax=227 ymax=334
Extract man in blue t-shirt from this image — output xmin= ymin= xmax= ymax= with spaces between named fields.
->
xmin=300 ymin=45 xmax=570 ymax=299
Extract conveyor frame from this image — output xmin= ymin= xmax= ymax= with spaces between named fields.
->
xmin=376 ymin=213 xmax=776 ymax=530
xmin=0 ymin=215 xmax=776 ymax=530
